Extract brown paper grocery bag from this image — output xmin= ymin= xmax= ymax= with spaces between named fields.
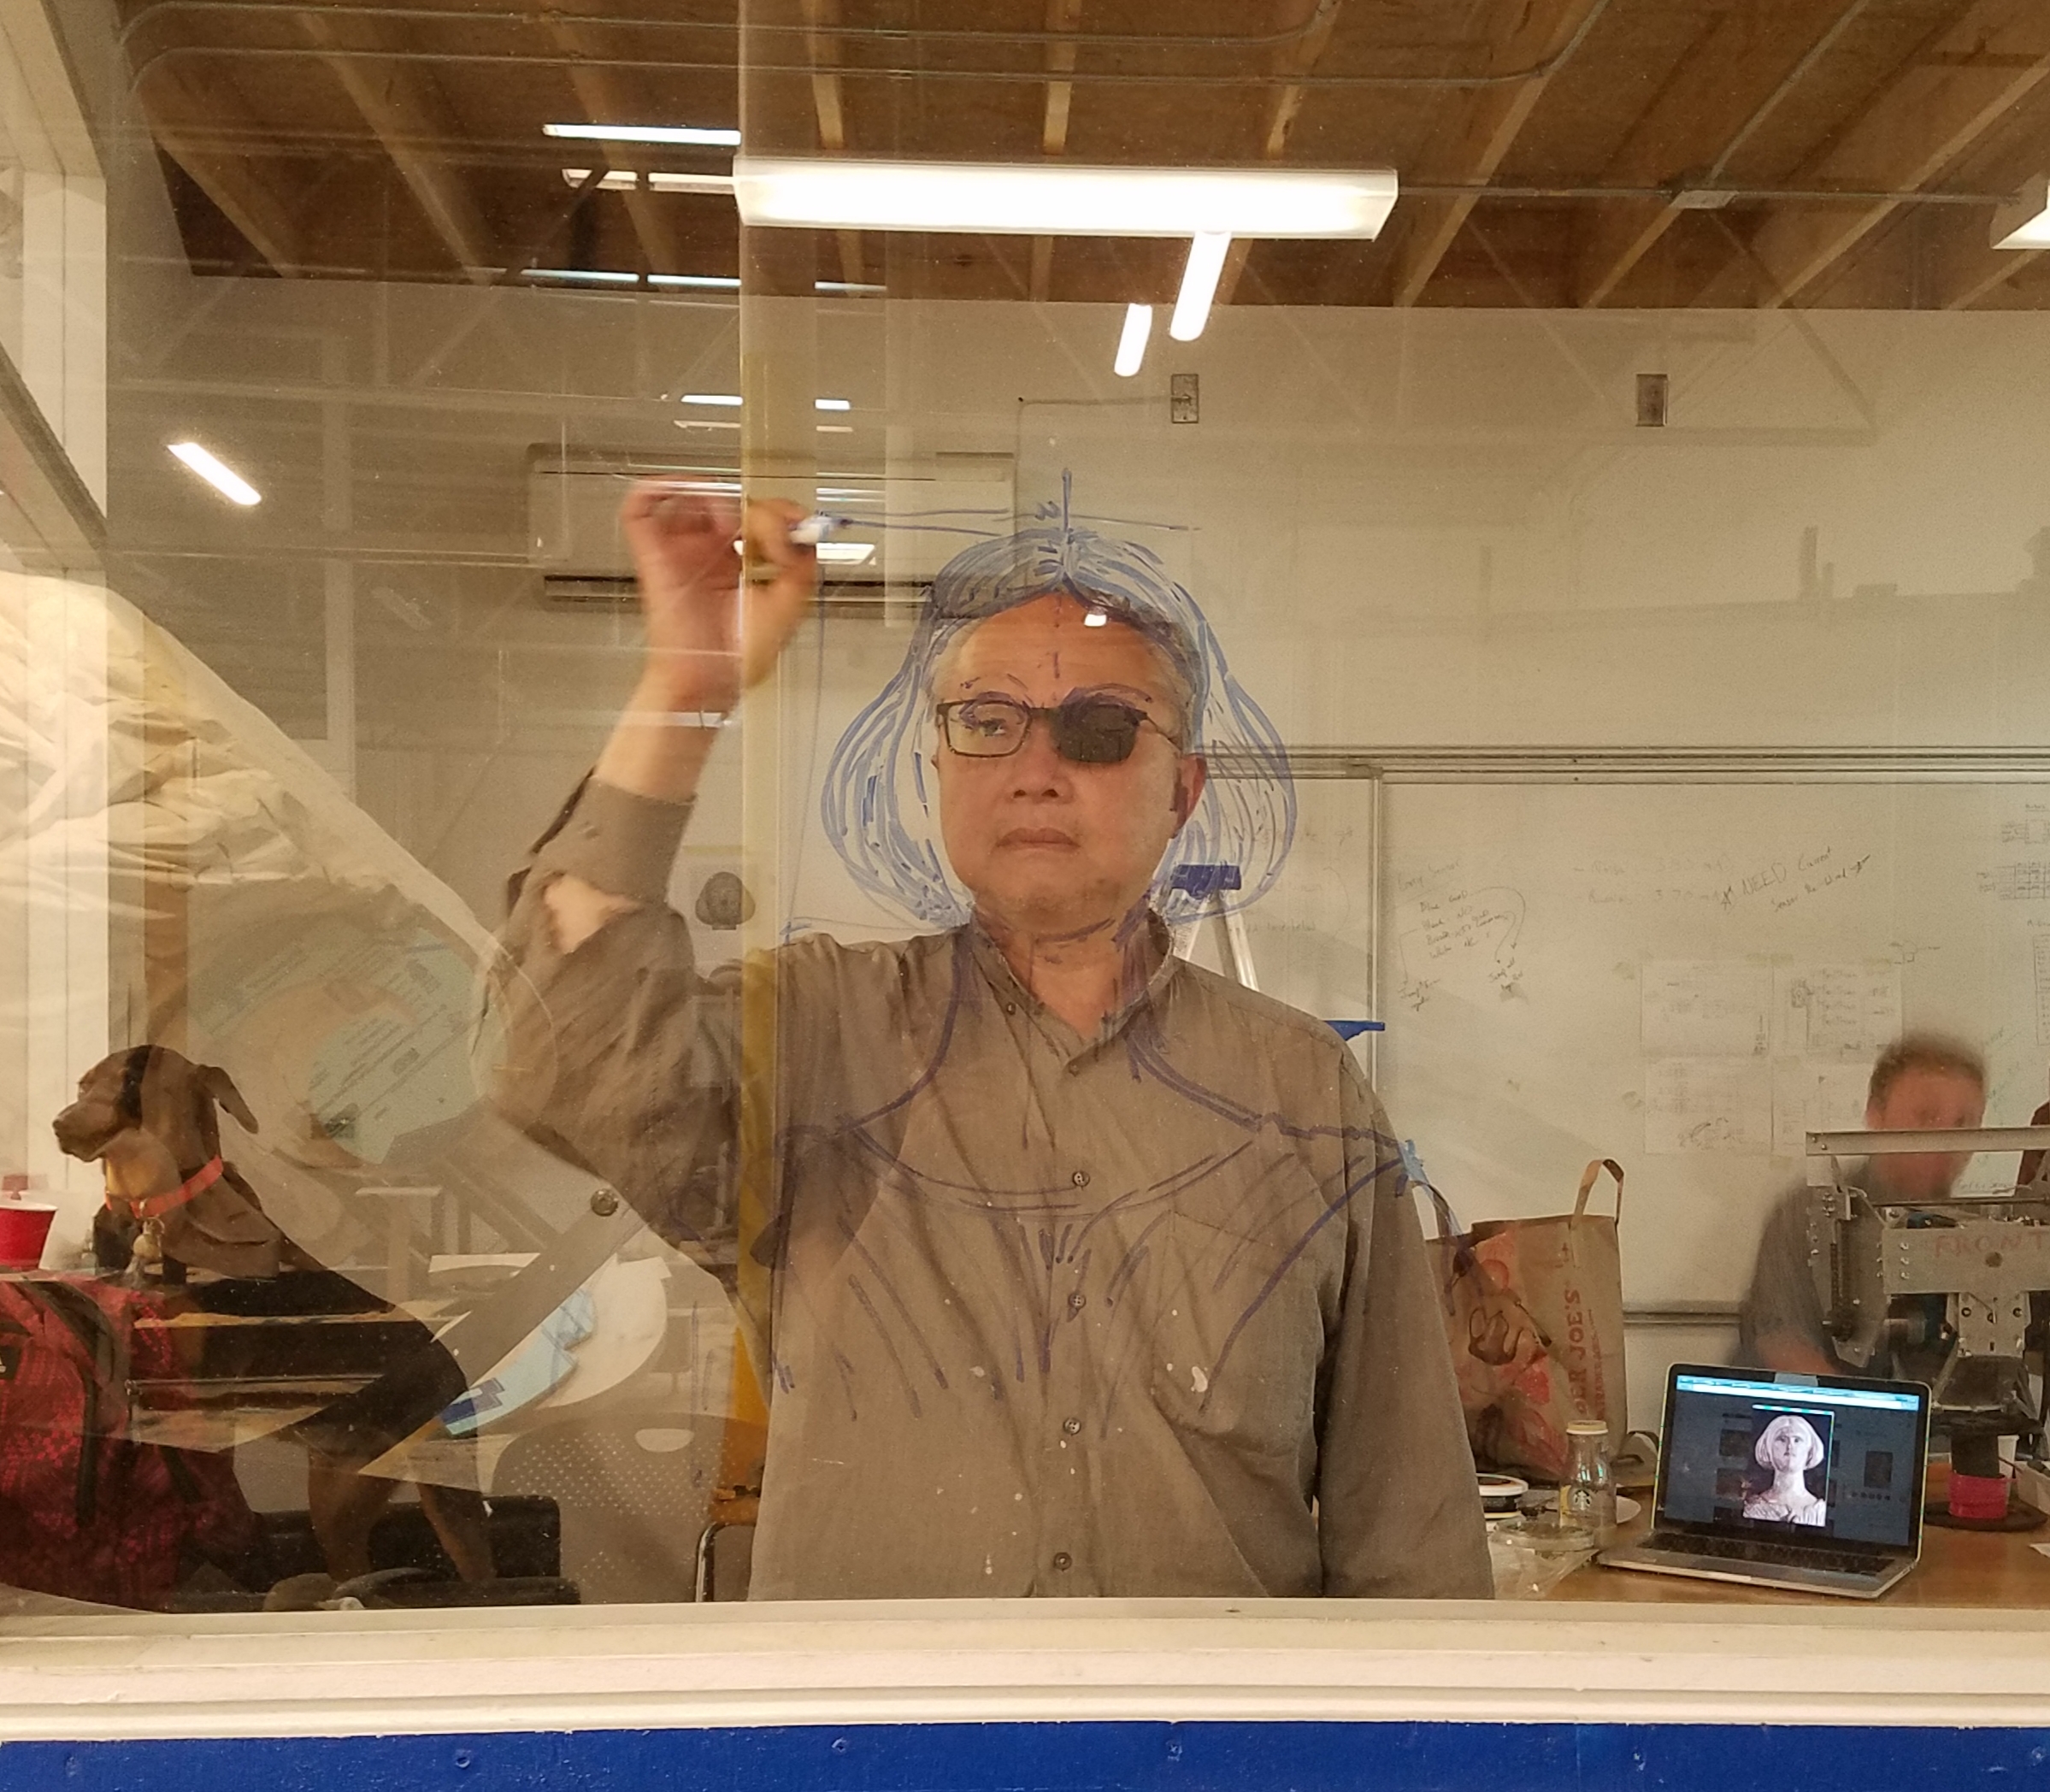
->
xmin=1427 ymin=1158 xmax=1628 ymax=1483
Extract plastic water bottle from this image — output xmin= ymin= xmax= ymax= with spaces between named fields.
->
xmin=1558 ymin=1419 xmax=1617 ymax=1540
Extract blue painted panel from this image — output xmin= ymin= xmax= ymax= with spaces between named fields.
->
xmin=1 ymin=1723 xmax=2044 ymax=1792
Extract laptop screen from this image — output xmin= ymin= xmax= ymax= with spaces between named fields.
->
xmin=1656 ymin=1368 xmax=1929 ymax=1551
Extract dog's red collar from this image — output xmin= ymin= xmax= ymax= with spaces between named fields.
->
xmin=128 ymin=1156 xmax=225 ymax=1221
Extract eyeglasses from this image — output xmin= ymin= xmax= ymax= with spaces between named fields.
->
xmin=934 ymin=693 xmax=1178 ymax=765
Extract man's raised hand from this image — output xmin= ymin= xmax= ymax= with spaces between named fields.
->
xmin=620 ymin=483 xmax=818 ymax=713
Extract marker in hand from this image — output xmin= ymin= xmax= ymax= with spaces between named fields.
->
xmin=742 ymin=512 xmax=852 ymax=580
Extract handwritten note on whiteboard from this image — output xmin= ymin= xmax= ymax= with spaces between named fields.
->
xmin=1393 ymin=886 xmax=1526 ymax=1012
xmin=1641 ymin=960 xmax=1770 ymax=1058
xmin=1773 ymin=962 xmax=1901 ymax=1058
xmin=1645 ymin=1058 xmax=1774 ymax=1155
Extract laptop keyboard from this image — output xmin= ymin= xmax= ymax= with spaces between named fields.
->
xmin=1643 ymin=1530 xmax=1889 ymax=1577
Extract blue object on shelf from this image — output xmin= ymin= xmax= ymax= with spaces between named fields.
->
xmin=1327 ymin=1020 xmax=1385 ymax=1041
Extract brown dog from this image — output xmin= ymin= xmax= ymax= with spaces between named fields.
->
xmin=54 ymin=1046 xmax=494 ymax=1586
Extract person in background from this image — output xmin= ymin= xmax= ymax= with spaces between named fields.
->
xmin=1738 ymin=1032 xmax=1985 ymax=1380
xmin=2017 ymin=1070 xmax=2050 ymax=1194
xmin=487 ymin=486 xmax=1490 ymax=1601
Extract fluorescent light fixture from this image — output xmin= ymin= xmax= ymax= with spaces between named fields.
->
xmin=674 ymin=419 xmax=740 ymax=430
xmin=815 ymin=397 xmax=851 ymax=411
xmin=817 ymin=424 xmax=854 ymax=434
xmin=1169 ymin=233 xmax=1230 ymax=342
xmin=522 ymin=267 xmax=639 ymax=285
xmin=815 ymin=280 xmax=887 ymax=295
xmin=168 ymin=441 xmax=260 ymax=506
xmin=733 ymin=156 xmax=1397 ymax=239
xmin=817 ymin=541 xmax=876 ymax=566
xmin=1083 ymin=609 xmax=1108 ymax=627
xmin=647 ymin=171 xmax=737 ymax=195
xmin=681 ymin=392 xmax=744 ymax=406
xmin=561 ymin=168 xmax=639 ymax=192
xmin=1993 ymin=174 xmax=2050 ymax=248
xmin=545 ymin=123 xmax=740 ymax=147
xmin=1113 ymin=302 xmax=1152 ymax=377
xmin=650 ymin=273 xmax=741 ymax=290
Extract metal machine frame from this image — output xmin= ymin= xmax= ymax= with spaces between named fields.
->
xmin=1805 ymin=1126 xmax=2050 ymax=1443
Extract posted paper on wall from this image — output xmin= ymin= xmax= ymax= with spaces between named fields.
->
xmin=1773 ymin=962 xmax=1900 ymax=1058
xmin=1770 ymin=1059 xmax=1873 ymax=1158
xmin=1645 ymin=1057 xmax=1774 ymax=1155
xmin=1641 ymin=960 xmax=1770 ymax=1058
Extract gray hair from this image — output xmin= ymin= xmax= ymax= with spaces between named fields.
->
xmin=927 ymin=598 xmax=1196 ymax=739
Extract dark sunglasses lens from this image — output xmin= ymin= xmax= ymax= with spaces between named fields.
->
xmin=1053 ymin=701 xmax=1142 ymax=764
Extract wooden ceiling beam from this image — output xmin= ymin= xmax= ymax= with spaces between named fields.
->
xmin=549 ymin=25 xmax=686 ymax=278
xmin=1704 ymin=0 xmax=2050 ymax=309
xmin=800 ymin=0 xmax=863 ymax=288
xmin=135 ymin=65 xmax=304 ymax=275
xmin=1574 ymin=3 xmax=1868 ymax=309
xmin=302 ymin=14 xmax=497 ymax=280
xmin=1215 ymin=0 xmax=1341 ymax=306
xmin=1387 ymin=0 xmax=1606 ymax=308
xmin=1028 ymin=0 xmax=1083 ymax=303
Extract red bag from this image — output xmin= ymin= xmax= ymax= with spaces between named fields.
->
xmin=0 ymin=1279 xmax=257 ymax=1607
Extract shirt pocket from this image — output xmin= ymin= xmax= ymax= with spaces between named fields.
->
xmin=1142 ymin=1207 xmax=1330 ymax=1461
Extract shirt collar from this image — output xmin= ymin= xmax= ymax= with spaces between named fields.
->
xmin=964 ymin=910 xmax=1181 ymax=1052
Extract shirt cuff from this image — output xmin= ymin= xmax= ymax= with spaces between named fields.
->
xmin=532 ymin=776 xmax=693 ymax=906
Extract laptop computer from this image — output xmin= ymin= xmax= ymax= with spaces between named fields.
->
xmin=1599 ymin=1364 xmax=1930 ymax=1600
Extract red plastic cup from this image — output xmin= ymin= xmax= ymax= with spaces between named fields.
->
xmin=0 ymin=1203 xmax=56 ymax=1269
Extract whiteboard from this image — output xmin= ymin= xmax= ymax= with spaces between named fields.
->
xmin=1252 ymin=780 xmax=2050 ymax=1309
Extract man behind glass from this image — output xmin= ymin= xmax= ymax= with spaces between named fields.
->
xmin=490 ymin=488 xmax=1489 ymax=1600
xmin=1738 ymin=1032 xmax=1986 ymax=1380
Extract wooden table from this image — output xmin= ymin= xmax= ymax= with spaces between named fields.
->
xmin=1547 ymin=1513 xmax=2050 ymax=1607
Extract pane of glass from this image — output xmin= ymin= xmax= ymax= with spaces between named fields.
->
xmin=0 ymin=0 xmax=2041 ymax=1622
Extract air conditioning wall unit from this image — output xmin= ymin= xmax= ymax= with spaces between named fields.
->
xmin=527 ymin=447 xmax=1016 ymax=611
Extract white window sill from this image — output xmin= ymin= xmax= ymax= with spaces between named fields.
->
xmin=0 ymin=1598 xmax=2047 ymax=1740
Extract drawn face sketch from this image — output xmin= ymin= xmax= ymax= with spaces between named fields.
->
xmin=821 ymin=514 xmax=1294 ymax=930
xmin=932 ymin=593 xmax=1199 ymax=939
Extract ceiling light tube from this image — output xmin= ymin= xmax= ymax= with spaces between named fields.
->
xmin=682 ymin=392 xmax=744 ymax=406
xmin=1113 ymin=302 xmax=1152 ymax=377
xmin=1993 ymin=174 xmax=2050 ymax=248
xmin=646 ymin=171 xmax=738 ymax=195
xmin=1169 ymin=233 xmax=1229 ymax=342
xmin=815 ymin=397 xmax=851 ymax=411
xmin=650 ymin=274 xmax=741 ymax=290
xmin=545 ymin=123 xmax=740 ymax=147
xmin=168 ymin=441 xmax=260 ymax=506
xmin=521 ymin=267 xmax=639 ymax=285
xmin=733 ymin=157 xmax=1397 ymax=239
xmin=561 ymin=168 xmax=639 ymax=192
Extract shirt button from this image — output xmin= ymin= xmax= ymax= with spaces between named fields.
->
xmin=1068 ymin=1291 xmax=1087 ymax=1312
xmin=1063 ymin=1416 xmax=1081 ymax=1435
xmin=1070 ymin=1170 xmax=1090 ymax=1188
xmin=1066 ymin=1062 xmax=1081 ymax=1076
xmin=1004 ymin=1001 xmax=1016 ymax=1016
xmin=1052 ymin=1552 xmax=1073 ymax=1571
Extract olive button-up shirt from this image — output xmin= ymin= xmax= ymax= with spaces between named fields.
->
xmin=490 ymin=775 xmax=1490 ymax=1601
